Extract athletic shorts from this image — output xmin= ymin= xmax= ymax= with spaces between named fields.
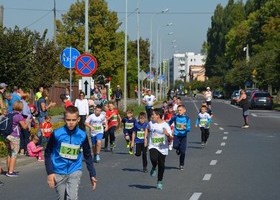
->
xmin=206 ymin=101 xmax=211 ymax=106
xmin=6 ymin=135 xmax=20 ymax=158
xmin=243 ymin=109 xmax=249 ymax=116
xmin=91 ymin=133 xmax=103 ymax=144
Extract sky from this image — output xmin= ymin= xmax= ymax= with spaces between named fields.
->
xmin=0 ymin=0 xmax=229 ymax=59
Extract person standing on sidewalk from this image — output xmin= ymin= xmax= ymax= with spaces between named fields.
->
xmin=235 ymin=89 xmax=250 ymax=128
xmin=74 ymin=92 xmax=89 ymax=131
xmin=45 ymin=106 xmax=97 ymax=199
xmin=113 ymin=85 xmax=122 ymax=108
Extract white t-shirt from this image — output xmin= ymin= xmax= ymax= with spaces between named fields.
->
xmin=205 ymin=91 xmax=212 ymax=102
xmin=74 ymin=99 xmax=89 ymax=115
xmin=85 ymin=113 xmax=106 ymax=136
xmin=197 ymin=112 xmax=211 ymax=129
xmin=143 ymin=95 xmax=156 ymax=107
xmin=147 ymin=121 xmax=172 ymax=155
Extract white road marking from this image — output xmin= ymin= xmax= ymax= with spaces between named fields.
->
xmin=203 ymin=174 xmax=212 ymax=181
xmin=189 ymin=193 xmax=202 ymax=200
xmin=191 ymin=98 xmax=200 ymax=113
xmin=216 ymin=150 xmax=222 ymax=154
xmin=223 ymin=136 xmax=228 ymax=140
xmin=214 ymin=123 xmax=218 ymax=126
xmin=221 ymin=142 xmax=226 ymax=146
xmin=251 ymin=113 xmax=257 ymax=117
xmin=210 ymin=160 xmax=217 ymax=165
xmin=224 ymin=132 xmax=229 ymax=134
xmin=219 ymin=127 xmax=224 ymax=130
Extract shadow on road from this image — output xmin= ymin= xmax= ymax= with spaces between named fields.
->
xmin=122 ymin=168 xmax=143 ymax=173
xmin=165 ymin=166 xmax=178 ymax=170
xmin=188 ymin=145 xmax=203 ymax=149
xmin=128 ymin=184 xmax=157 ymax=190
xmin=189 ymin=141 xmax=201 ymax=144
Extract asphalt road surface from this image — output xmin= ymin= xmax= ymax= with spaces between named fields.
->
xmin=1 ymin=96 xmax=279 ymax=200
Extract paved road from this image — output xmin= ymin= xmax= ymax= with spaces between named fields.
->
xmin=1 ymin=96 xmax=279 ymax=200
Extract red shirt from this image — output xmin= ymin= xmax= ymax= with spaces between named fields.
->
xmin=40 ymin=122 xmax=53 ymax=138
xmin=164 ymin=112 xmax=174 ymax=131
xmin=106 ymin=109 xmax=119 ymax=129
xmin=64 ymin=100 xmax=73 ymax=108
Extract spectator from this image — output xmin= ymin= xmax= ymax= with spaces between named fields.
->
xmin=74 ymin=91 xmax=89 ymax=131
xmin=60 ymin=94 xmax=73 ymax=109
xmin=35 ymin=86 xmax=44 ymax=102
xmin=27 ymin=135 xmax=44 ymax=161
xmin=0 ymin=83 xmax=8 ymax=115
xmin=7 ymin=86 xmax=22 ymax=112
xmin=114 ymin=85 xmax=123 ymax=108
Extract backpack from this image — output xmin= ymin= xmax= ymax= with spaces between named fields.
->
xmin=0 ymin=113 xmax=16 ymax=138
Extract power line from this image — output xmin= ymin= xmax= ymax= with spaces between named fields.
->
xmin=23 ymin=11 xmax=52 ymax=29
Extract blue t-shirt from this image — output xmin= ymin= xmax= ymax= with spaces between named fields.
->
xmin=169 ymin=114 xmax=191 ymax=136
xmin=8 ymin=92 xmax=21 ymax=112
xmin=121 ymin=117 xmax=136 ymax=134
xmin=133 ymin=121 xmax=148 ymax=144
xmin=37 ymin=97 xmax=48 ymax=118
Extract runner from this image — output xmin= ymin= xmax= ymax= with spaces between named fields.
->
xmin=195 ymin=105 xmax=212 ymax=146
xmin=168 ymin=105 xmax=191 ymax=170
xmin=164 ymin=104 xmax=175 ymax=150
xmin=131 ymin=112 xmax=149 ymax=172
xmin=121 ymin=109 xmax=137 ymax=155
xmin=142 ymin=89 xmax=156 ymax=121
xmin=105 ymin=101 xmax=122 ymax=152
xmin=85 ymin=105 xmax=108 ymax=163
xmin=144 ymin=108 xmax=172 ymax=190
xmin=204 ymin=87 xmax=213 ymax=110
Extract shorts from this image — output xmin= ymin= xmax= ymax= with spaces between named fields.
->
xmin=243 ymin=109 xmax=249 ymax=116
xmin=206 ymin=101 xmax=211 ymax=106
xmin=6 ymin=135 xmax=20 ymax=158
xmin=124 ymin=132 xmax=132 ymax=139
xmin=91 ymin=133 xmax=103 ymax=144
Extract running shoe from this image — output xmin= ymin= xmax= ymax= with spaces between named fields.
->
xmin=126 ymin=141 xmax=130 ymax=148
xmin=129 ymin=149 xmax=133 ymax=155
xmin=168 ymin=145 xmax=173 ymax=151
xmin=143 ymin=168 xmax=148 ymax=173
xmin=179 ymin=165 xmax=184 ymax=170
xmin=96 ymin=154 xmax=101 ymax=163
xmin=157 ymin=181 xmax=163 ymax=190
xmin=110 ymin=143 xmax=116 ymax=152
xmin=6 ymin=172 xmax=19 ymax=177
xmin=241 ymin=124 xmax=249 ymax=128
xmin=93 ymin=155 xmax=96 ymax=163
xmin=201 ymin=142 xmax=205 ymax=146
xmin=150 ymin=168 xmax=157 ymax=177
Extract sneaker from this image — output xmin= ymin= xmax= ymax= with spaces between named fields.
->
xmin=168 ymin=145 xmax=173 ymax=151
xmin=6 ymin=172 xmax=19 ymax=177
xmin=176 ymin=149 xmax=180 ymax=155
xmin=129 ymin=149 xmax=133 ymax=155
xmin=143 ymin=168 xmax=148 ymax=173
xmin=179 ymin=165 xmax=184 ymax=170
xmin=126 ymin=141 xmax=130 ymax=148
xmin=96 ymin=154 xmax=101 ymax=163
xmin=201 ymin=142 xmax=205 ymax=146
xmin=150 ymin=168 xmax=157 ymax=177
xmin=242 ymin=124 xmax=249 ymax=128
xmin=157 ymin=181 xmax=163 ymax=190
xmin=110 ymin=143 xmax=116 ymax=152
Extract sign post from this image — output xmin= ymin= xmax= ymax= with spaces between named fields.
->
xmin=60 ymin=47 xmax=80 ymax=100
xmin=82 ymin=77 xmax=92 ymax=99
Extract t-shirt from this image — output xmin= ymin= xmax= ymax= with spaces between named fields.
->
xmin=106 ymin=109 xmax=119 ymax=129
xmin=10 ymin=112 xmax=24 ymax=138
xmin=133 ymin=121 xmax=148 ymax=144
xmin=196 ymin=112 xmax=211 ymax=129
xmin=74 ymin=99 xmax=89 ymax=115
xmin=143 ymin=95 xmax=156 ymax=107
xmin=205 ymin=91 xmax=212 ymax=102
xmin=35 ymin=91 xmax=42 ymax=101
xmin=37 ymin=97 xmax=48 ymax=118
xmin=40 ymin=122 xmax=53 ymax=138
xmin=85 ymin=113 xmax=106 ymax=136
xmin=147 ymin=121 xmax=171 ymax=155
xmin=121 ymin=117 xmax=137 ymax=134
xmin=64 ymin=100 xmax=73 ymax=108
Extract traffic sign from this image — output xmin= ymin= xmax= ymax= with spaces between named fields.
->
xmin=60 ymin=47 xmax=80 ymax=69
xmin=75 ymin=54 xmax=98 ymax=77
xmin=81 ymin=77 xmax=93 ymax=99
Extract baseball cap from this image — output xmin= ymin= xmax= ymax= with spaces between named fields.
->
xmin=206 ymin=87 xmax=210 ymax=90
xmin=0 ymin=83 xmax=8 ymax=89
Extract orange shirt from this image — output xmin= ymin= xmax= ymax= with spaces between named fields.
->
xmin=40 ymin=122 xmax=53 ymax=138
xmin=106 ymin=109 xmax=119 ymax=129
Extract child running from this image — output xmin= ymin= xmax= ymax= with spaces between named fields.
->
xmin=45 ymin=106 xmax=97 ymax=199
xmin=164 ymin=104 xmax=175 ymax=150
xmin=131 ymin=112 xmax=149 ymax=172
xmin=121 ymin=109 xmax=137 ymax=154
xmin=195 ymin=105 xmax=212 ymax=146
xmin=27 ymin=135 xmax=44 ymax=161
xmin=168 ymin=105 xmax=191 ymax=170
xmin=85 ymin=105 xmax=108 ymax=163
xmin=105 ymin=101 xmax=122 ymax=152
xmin=144 ymin=108 xmax=172 ymax=190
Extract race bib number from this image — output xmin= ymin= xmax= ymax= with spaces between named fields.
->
xmin=112 ymin=115 xmax=118 ymax=121
xmin=59 ymin=143 xmax=80 ymax=160
xmin=200 ymin=119 xmax=207 ymax=127
xmin=125 ymin=122 xmax=134 ymax=130
xmin=93 ymin=124 xmax=102 ymax=131
xmin=176 ymin=122 xmax=185 ymax=130
xmin=137 ymin=131 xmax=145 ymax=139
xmin=151 ymin=134 xmax=165 ymax=146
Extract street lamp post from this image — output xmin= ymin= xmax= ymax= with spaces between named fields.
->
xmin=149 ymin=8 xmax=169 ymax=91
xmin=124 ymin=0 xmax=128 ymax=111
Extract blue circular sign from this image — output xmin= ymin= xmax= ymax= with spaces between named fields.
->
xmin=60 ymin=47 xmax=80 ymax=69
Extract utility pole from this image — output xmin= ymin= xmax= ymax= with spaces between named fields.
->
xmin=53 ymin=0 xmax=57 ymax=45
xmin=137 ymin=1 xmax=141 ymax=105
xmin=85 ymin=0 xmax=89 ymax=52
xmin=123 ymin=0 xmax=128 ymax=111
xmin=0 ymin=5 xmax=4 ymax=27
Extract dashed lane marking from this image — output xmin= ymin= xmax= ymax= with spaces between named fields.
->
xmin=202 ymin=174 xmax=212 ymax=181
xmin=221 ymin=142 xmax=226 ymax=146
xmin=224 ymin=132 xmax=229 ymax=134
xmin=189 ymin=193 xmax=202 ymax=200
xmin=219 ymin=127 xmax=224 ymax=131
xmin=223 ymin=136 xmax=228 ymax=140
xmin=216 ymin=150 xmax=222 ymax=154
xmin=210 ymin=160 xmax=217 ymax=165
xmin=251 ymin=113 xmax=257 ymax=117
xmin=214 ymin=123 xmax=218 ymax=126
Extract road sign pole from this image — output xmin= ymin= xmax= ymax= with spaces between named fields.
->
xmin=69 ymin=47 xmax=72 ymax=100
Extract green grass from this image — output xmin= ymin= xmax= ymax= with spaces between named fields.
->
xmin=273 ymin=103 xmax=280 ymax=111
xmin=48 ymin=106 xmax=64 ymax=116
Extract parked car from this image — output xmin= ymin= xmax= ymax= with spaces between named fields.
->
xmin=249 ymin=91 xmax=273 ymax=110
xmin=230 ymin=90 xmax=240 ymax=105
xmin=245 ymin=88 xmax=259 ymax=99
xmin=213 ymin=91 xmax=224 ymax=99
